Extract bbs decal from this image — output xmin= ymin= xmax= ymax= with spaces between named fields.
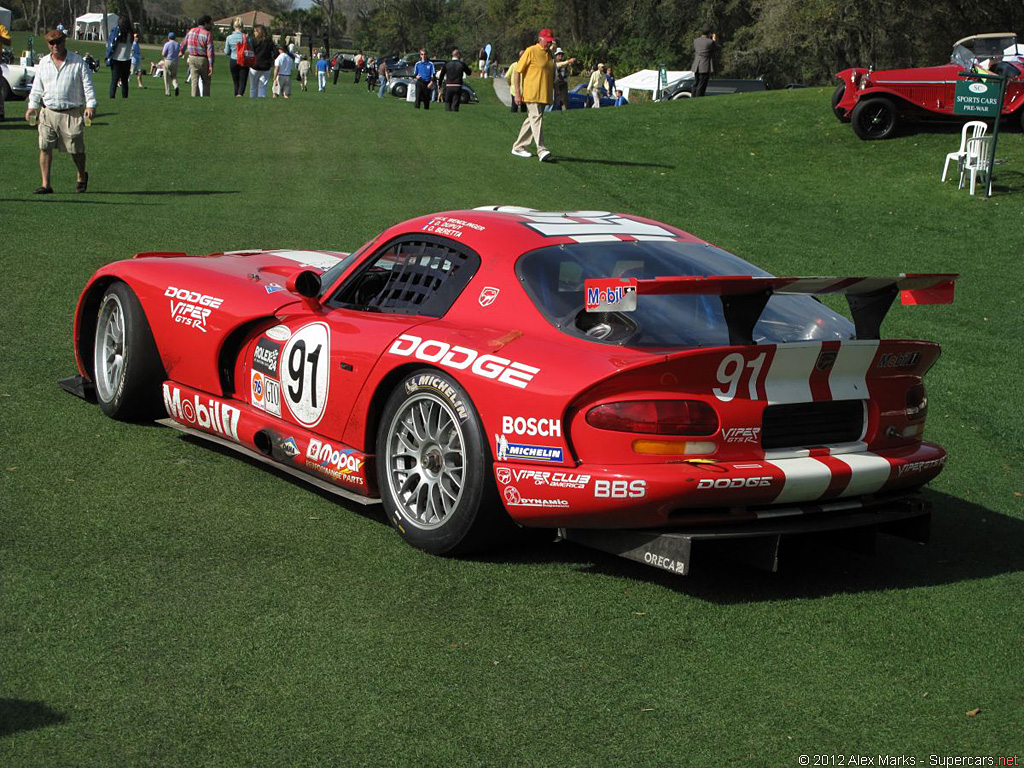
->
xmin=281 ymin=322 xmax=330 ymax=427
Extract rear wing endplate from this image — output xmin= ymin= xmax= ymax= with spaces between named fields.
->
xmin=584 ymin=274 xmax=958 ymax=345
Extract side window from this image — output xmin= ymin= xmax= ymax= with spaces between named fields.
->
xmin=327 ymin=237 xmax=479 ymax=318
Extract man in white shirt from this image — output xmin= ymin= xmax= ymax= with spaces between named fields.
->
xmin=272 ymin=44 xmax=293 ymax=99
xmin=25 ymin=28 xmax=97 ymax=194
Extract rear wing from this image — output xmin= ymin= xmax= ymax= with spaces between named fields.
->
xmin=584 ymin=274 xmax=958 ymax=345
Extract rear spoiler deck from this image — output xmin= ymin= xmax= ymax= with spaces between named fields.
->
xmin=584 ymin=274 xmax=958 ymax=345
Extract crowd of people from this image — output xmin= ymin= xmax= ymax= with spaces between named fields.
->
xmin=18 ymin=16 xmax=722 ymax=189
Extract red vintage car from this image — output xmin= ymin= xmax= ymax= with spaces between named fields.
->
xmin=834 ymin=33 xmax=1024 ymax=139
xmin=65 ymin=208 xmax=957 ymax=575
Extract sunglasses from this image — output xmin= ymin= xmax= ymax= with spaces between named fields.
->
xmin=48 ymin=38 xmax=64 ymax=45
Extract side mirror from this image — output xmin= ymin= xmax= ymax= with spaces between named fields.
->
xmin=287 ymin=269 xmax=321 ymax=299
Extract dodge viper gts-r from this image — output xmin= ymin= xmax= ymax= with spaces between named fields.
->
xmin=834 ymin=33 xmax=1024 ymax=139
xmin=66 ymin=208 xmax=957 ymax=572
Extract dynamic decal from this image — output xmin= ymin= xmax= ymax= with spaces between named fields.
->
xmin=477 ymin=286 xmax=500 ymax=307
xmin=502 ymin=486 xmax=569 ymax=508
xmin=250 ymin=371 xmax=282 ymax=417
xmin=584 ymin=279 xmax=637 ymax=313
xmin=404 ymin=374 xmax=469 ymax=422
xmin=266 ymin=325 xmax=292 ymax=342
xmin=306 ymin=438 xmax=364 ymax=485
xmin=495 ymin=467 xmax=589 ymax=489
xmin=281 ymin=322 xmax=330 ymax=427
xmin=594 ymin=480 xmax=647 ymax=498
xmin=165 ymin=286 xmax=223 ymax=333
xmin=722 ymin=427 xmax=760 ymax=444
xmin=495 ymin=435 xmax=563 ymax=463
xmin=163 ymin=385 xmax=239 ymax=441
xmin=388 ymin=334 xmax=540 ymax=389
xmin=501 ymin=417 xmax=561 ymax=438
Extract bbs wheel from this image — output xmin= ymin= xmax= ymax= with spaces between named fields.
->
xmin=376 ymin=369 xmax=507 ymax=555
xmin=92 ymin=282 xmax=164 ymax=420
xmin=851 ymin=97 xmax=900 ymax=140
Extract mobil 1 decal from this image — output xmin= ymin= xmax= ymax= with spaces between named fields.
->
xmin=281 ymin=321 xmax=330 ymax=428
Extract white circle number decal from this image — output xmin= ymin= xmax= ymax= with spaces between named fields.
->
xmin=281 ymin=322 xmax=330 ymax=427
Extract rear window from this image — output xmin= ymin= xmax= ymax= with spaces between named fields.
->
xmin=516 ymin=240 xmax=855 ymax=347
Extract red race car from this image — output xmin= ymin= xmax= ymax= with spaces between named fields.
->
xmin=834 ymin=33 xmax=1024 ymax=139
xmin=65 ymin=208 xmax=957 ymax=575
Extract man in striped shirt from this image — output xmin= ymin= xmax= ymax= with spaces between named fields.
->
xmin=182 ymin=15 xmax=214 ymax=97
xmin=25 ymin=28 xmax=97 ymax=194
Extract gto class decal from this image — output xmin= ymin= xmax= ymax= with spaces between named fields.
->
xmin=251 ymin=371 xmax=282 ymax=417
xmin=281 ymin=322 xmax=330 ymax=428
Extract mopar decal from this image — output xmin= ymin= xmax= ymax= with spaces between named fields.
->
xmin=495 ymin=435 xmax=562 ymax=463
xmin=306 ymin=438 xmax=364 ymax=485
xmin=163 ymin=385 xmax=239 ymax=441
xmin=388 ymin=334 xmax=539 ymax=389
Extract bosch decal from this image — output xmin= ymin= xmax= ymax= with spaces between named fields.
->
xmin=306 ymin=438 xmax=364 ymax=485
xmin=404 ymin=374 xmax=469 ymax=422
xmin=253 ymin=338 xmax=282 ymax=376
xmin=163 ymin=385 xmax=240 ymax=441
xmin=697 ymin=477 xmax=772 ymax=489
xmin=250 ymin=371 xmax=282 ymax=417
xmin=722 ymin=427 xmax=761 ymax=444
xmin=388 ymin=334 xmax=540 ymax=390
xmin=166 ymin=286 xmax=223 ymax=333
xmin=501 ymin=417 xmax=561 ymax=438
xmin=502 ymin=486 xmax=569 ymax=508
xmin=495 ymin=435 xmax=563 ymax=463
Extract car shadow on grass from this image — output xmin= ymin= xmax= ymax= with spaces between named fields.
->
xmin=554 ymin=157 xmax=674 ymax=169
xmin=478 ymin=490 xmax=1024 ymax=600
xmin=0 ymin=699 xmax=67 ymax=737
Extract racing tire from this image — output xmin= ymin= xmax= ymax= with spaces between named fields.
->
xmin=850 ymin=97 xmax=900 ymax=140
xmin=671 ymin=91 xmax=692 ymax=100
xmin=831 ymin=84 xmax=848 ymax=121
xmin=392 ymin=82 xmax=407 ymax=98
xmin=376 ymin=369 xmax=509 ymax=555
xmin=460 ymin=89 xmax=470 ymax=104
xmin=92 ymin=282 xmax=164 ymax=420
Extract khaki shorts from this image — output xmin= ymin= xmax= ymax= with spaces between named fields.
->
xmin=38 ymin=106 xmax=86 ymax=154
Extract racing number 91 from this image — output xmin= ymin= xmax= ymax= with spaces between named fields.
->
xmin=713 ymin=352 xmax=766 ymax=402
xmin=281 ymin=322 xmax=330 ymax=427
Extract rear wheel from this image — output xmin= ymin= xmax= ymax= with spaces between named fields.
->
xmin=376 ymin=369 xmax=508 ymax=555
xmin=831 ymin=83 xmax=847 ymax=121
xmin=851 ymin=97 xmax=900 ymax=140
xmin=393 ymin=82 xmax=407 ymax=98
xmin=92 ymin=282 xmax=163 ymax=420
xmin=460 ymin=88 xmax=470 ymax=104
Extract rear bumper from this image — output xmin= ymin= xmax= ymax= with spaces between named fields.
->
xmin=495 ymin=441 xmax=946 ymax=528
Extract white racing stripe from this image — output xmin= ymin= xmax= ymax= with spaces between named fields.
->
xmin=764 ymin=342 xmax=821 ymax=404
xmin=829 ymin=341 xmax=878 ymax=400
xmin=570 ymin=235 xmax=622 ymax=243
xmin=270 ymin=250 xmax=343 ymax=271
xmin=835 ymin=452 xmax=892 ymax=497
xmin=767 ymin=457 xmax=832 ymax=504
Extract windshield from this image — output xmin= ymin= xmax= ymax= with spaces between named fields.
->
xmin=517 ymin=240 xmax=855 ymax=348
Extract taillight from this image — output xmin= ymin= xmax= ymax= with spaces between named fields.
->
xmin=906 ymin=384 xmax=928 ymax=421
xmin=586 ymin=400 xmax=719 ymax=436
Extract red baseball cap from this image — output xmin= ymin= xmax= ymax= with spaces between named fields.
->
xmin=539 ymin=29 xmax=555 ymax=42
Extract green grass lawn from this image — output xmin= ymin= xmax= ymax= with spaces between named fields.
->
xmin=2 ymin=35 xmax=1022 ymax=765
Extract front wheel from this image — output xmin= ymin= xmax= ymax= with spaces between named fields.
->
xmin=376 ymin=369 xmax=508 ymax=555
xmin=92 ymin=282 xmax=164 ymax=420
xmin=460 ymin=88 xmax=470 ymax=104
xmin=393 ymin=82 xmax=407 ymax=98
xmin=850 ymin=98 xmax=900 ymax=140
xmin=831 ymin=83 xmax=847 ymax=121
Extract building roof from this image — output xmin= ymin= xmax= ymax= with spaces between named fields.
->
xmin=212 ymin=10 xmax=275 ymax=29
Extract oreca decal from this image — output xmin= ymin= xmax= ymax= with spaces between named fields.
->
xmin=388 ymin=334 xmax=539 ymax=389
xmin=281 ymin=322 xmax=330 ymax=427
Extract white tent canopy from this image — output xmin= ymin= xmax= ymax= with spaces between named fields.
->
xmin=74 ymin=13 xmax=117 ymax=40
xmin=615 ymin=68 xmax=693 ymax=100
xmin=0 ymin=7 xmax=13 ymax=31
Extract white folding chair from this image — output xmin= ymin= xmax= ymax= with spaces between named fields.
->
xmin=942 ymin=120 xmax=987 ymax=182
xmin=959 ymin=136 xmax=994 ymax=196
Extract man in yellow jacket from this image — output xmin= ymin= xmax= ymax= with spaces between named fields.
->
xmin=510 ymin=28 xmax=556 ymax=162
